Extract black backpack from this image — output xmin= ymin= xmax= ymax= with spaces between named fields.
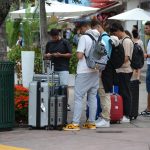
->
xmin=101 ymin=34 xmax=125 ymax=69
xmin=123 ymin=37 xmax=144 ymax=69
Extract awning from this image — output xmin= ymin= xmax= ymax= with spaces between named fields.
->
xmin=90 ymin=0 xmax=119 ymax=9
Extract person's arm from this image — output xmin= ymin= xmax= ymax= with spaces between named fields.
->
xmin=76 ymin=36 xmax=86 ymax=60
xmin=53 ymin=52 xmax=72 ymax=58
xmin=53 ymin=39 xmax=72 ymax=58
xmin=44 ymin=42 xmax=53 ymax=59
xmin=145 ymin=53 xmax=150 ymax=58
xmin=76 ymin=52 xmax=84 ymax=59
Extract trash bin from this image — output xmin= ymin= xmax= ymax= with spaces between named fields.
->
xmin=0 ymin=61 xmax=15 ymax=130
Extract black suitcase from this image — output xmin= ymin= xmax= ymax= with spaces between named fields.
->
xmin=129 ymin=80 xmax=140 ymax=120
xmin=47 ymin=61 xmax=68 ymax=130
xmin=48 ymin=95 xmax=67 ymax=130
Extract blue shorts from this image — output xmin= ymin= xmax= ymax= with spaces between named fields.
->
xmin=146 ymin=65 xmax=150 ymax=93
xmin=56 ymin=71 xmax=69 ymax=86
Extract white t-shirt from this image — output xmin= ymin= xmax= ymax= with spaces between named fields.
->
xmin=147 ymin=40 xmax=150 ymax=64
xmin=76 ymin=34 xmax=98 ymax=74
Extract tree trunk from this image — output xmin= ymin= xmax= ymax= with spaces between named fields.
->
xmin=0 ymin=23 xmax=7 ymax=61
xmin=39 ymin=0 xmax=48 ymax=53
xmin=0 ymin=1 xmax=12 ymax=61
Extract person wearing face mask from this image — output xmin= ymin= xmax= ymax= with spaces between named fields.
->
xmin=63 ymin=20 xmax=100 ymax=131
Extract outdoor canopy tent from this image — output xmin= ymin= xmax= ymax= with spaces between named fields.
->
xmin=108 ymin=8 xmax=150 ymax=21
xmin=9 ymin=1 xmax=100 ymax=19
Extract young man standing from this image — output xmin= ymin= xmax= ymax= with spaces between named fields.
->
xmin=91 ymin=20 xmax=113 ymax=127
xmin=140 ymin=21 xmax=150 ymax=116
xmin=110 ymin=22 xmax=134 ymax=122
xmin=45 ymin=28 xmax=72 ymax=110
xmin=63 ymin=21 xmax=100 ymax=131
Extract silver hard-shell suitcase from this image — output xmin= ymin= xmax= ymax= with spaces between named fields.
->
xmin=33 ymin=74 xmax=59 ymax=86
xmin=28 ymin=81 xmax=49 ymax=128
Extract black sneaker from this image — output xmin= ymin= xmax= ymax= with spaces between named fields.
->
xmin=67 ymin=104 xmax=71 ymax=111
xmin=140 ymin=110 xmax=150 ymax=116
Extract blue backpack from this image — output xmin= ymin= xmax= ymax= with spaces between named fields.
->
xmin=101 ymin=34 xmax=125 ymax=69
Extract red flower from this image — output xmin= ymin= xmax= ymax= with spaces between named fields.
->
xmin=14 ymin=85 xmax=29 ymax=122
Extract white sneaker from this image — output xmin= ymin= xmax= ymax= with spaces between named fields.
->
xmin=95 ymin=117 xmax=102 ymax=123
xmin=121 ymin=116 xmax=130 ymax=123
xmin=95 ymin=118 xmax=110 ymax=128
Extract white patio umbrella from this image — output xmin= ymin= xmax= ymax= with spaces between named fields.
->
xmin=108 ymin=8 xmax=150 ymax=21
xmin=9 ymin=1 xmax=100 ymax=19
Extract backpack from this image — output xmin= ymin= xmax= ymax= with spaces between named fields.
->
xmin=101 ymin=34 xmax=125 ymax=69
xmin=123 ymin=37 xmax=144 ymax=69
xmin=84 ymin=33 xmax=109 ymax=71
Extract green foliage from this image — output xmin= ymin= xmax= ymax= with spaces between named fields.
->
xmin=6 ymin=19 xmax=22 ymax=47
xmin=69 ymin=46 xmax=78 ymax=74
xmin=7 ymin=45 xmax=42 ymax=73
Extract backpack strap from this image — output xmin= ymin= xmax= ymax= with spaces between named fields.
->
xmin=98 ymin=33 xmax=109 ymax=41
xmin=122 ymin=36 xmax=133 ymax=62
xmin=122 ymin=36 xmax=133 ymax=44
xmin=84 ymin=33 xmax=96 ymax=41
xmin=83 ymin=33 xmax=96 ymax=58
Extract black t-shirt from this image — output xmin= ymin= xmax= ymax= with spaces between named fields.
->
xmin=45 ymin=39 xmax=72 ymax=71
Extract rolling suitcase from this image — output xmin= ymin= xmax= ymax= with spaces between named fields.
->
xmin=47 ymin=61 xmax=68 ymax=130
xmin=33 ymin=74 xmax=60 ymax=86
xmin=48 ymin=85 xmax=67 ymax=130
xmin=28 ymin=60 xmax=67 ymax=130
xmin=110 ymin=86 xmax=123 ymax=123
xmin=129 ymin=80 xmax=140 ymax=120
xmin=28 ymin=81 xmax=49 ymax=129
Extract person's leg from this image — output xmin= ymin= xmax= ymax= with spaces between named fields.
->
xmin=96 ymin=78 xmax=111 ymax=127
xmin=140 ymin=65 xmax=150 ymax=116
xmin=142 ymin=65 xmax=150 ymax=114
xmin=72 ymin=73 xmax=91 ymax=124
xmin=58 ymin=71 xmax=71 ymax=110
xmin=98 ymin=78 xmax=111 ymax=120
xmin=146 ymin=65 xmax=150 ymax=111
xmin=63 ymin=73 xmax=89 ymax=131
xmin=58 ymin=71 xmax=69 ymax=86
xmin=82 ymin=72 xmax=99 ymax=129
xmin=118 ymin=72 xmax=132 ymax=117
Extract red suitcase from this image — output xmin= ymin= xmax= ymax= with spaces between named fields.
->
xmin=110 ymin=94 xmax=123 ymax=123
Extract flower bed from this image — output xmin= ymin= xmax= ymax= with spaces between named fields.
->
xmin=14 ymin=85 xmax=29 ymax=124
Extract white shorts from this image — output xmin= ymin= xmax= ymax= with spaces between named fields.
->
xmin=56 ymin=71 xmax=69 ymax=86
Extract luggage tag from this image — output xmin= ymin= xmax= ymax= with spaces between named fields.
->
xmin=41 ymin=102 xmax=46 ymax=112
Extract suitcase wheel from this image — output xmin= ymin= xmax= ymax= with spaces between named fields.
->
xmin=28 ymin=126 xmax=33 ymax=130
xmin=45 ymin=126 xmax=55 ymax=130
xmin=57 ymin=126 xmax=63 ymax=131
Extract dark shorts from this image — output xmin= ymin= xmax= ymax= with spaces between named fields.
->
xmin=146 ymin=65 xmax=150 ymax=93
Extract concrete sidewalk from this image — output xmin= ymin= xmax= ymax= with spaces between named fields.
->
xmin=0 ymin=81 xmax=150 ymax=150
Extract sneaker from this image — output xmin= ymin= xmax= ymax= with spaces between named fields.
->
xmin=63 ymin=123 xmax=80 ymax=131
xmin=120 ymin=116 xmax=130 ymax=123
xmin=140 ymin=110 xmax=150 ymax=116
xmin=82 ymin=122 xmax=96 ymax=129
xmin=95 ymin=118 xmax=110 ymax=128
xmin=95 ymin=117 xmax=102 ymax=123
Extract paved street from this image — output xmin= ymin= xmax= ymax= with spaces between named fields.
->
xmin=0 ymin=79 xmax=150 ymax=150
